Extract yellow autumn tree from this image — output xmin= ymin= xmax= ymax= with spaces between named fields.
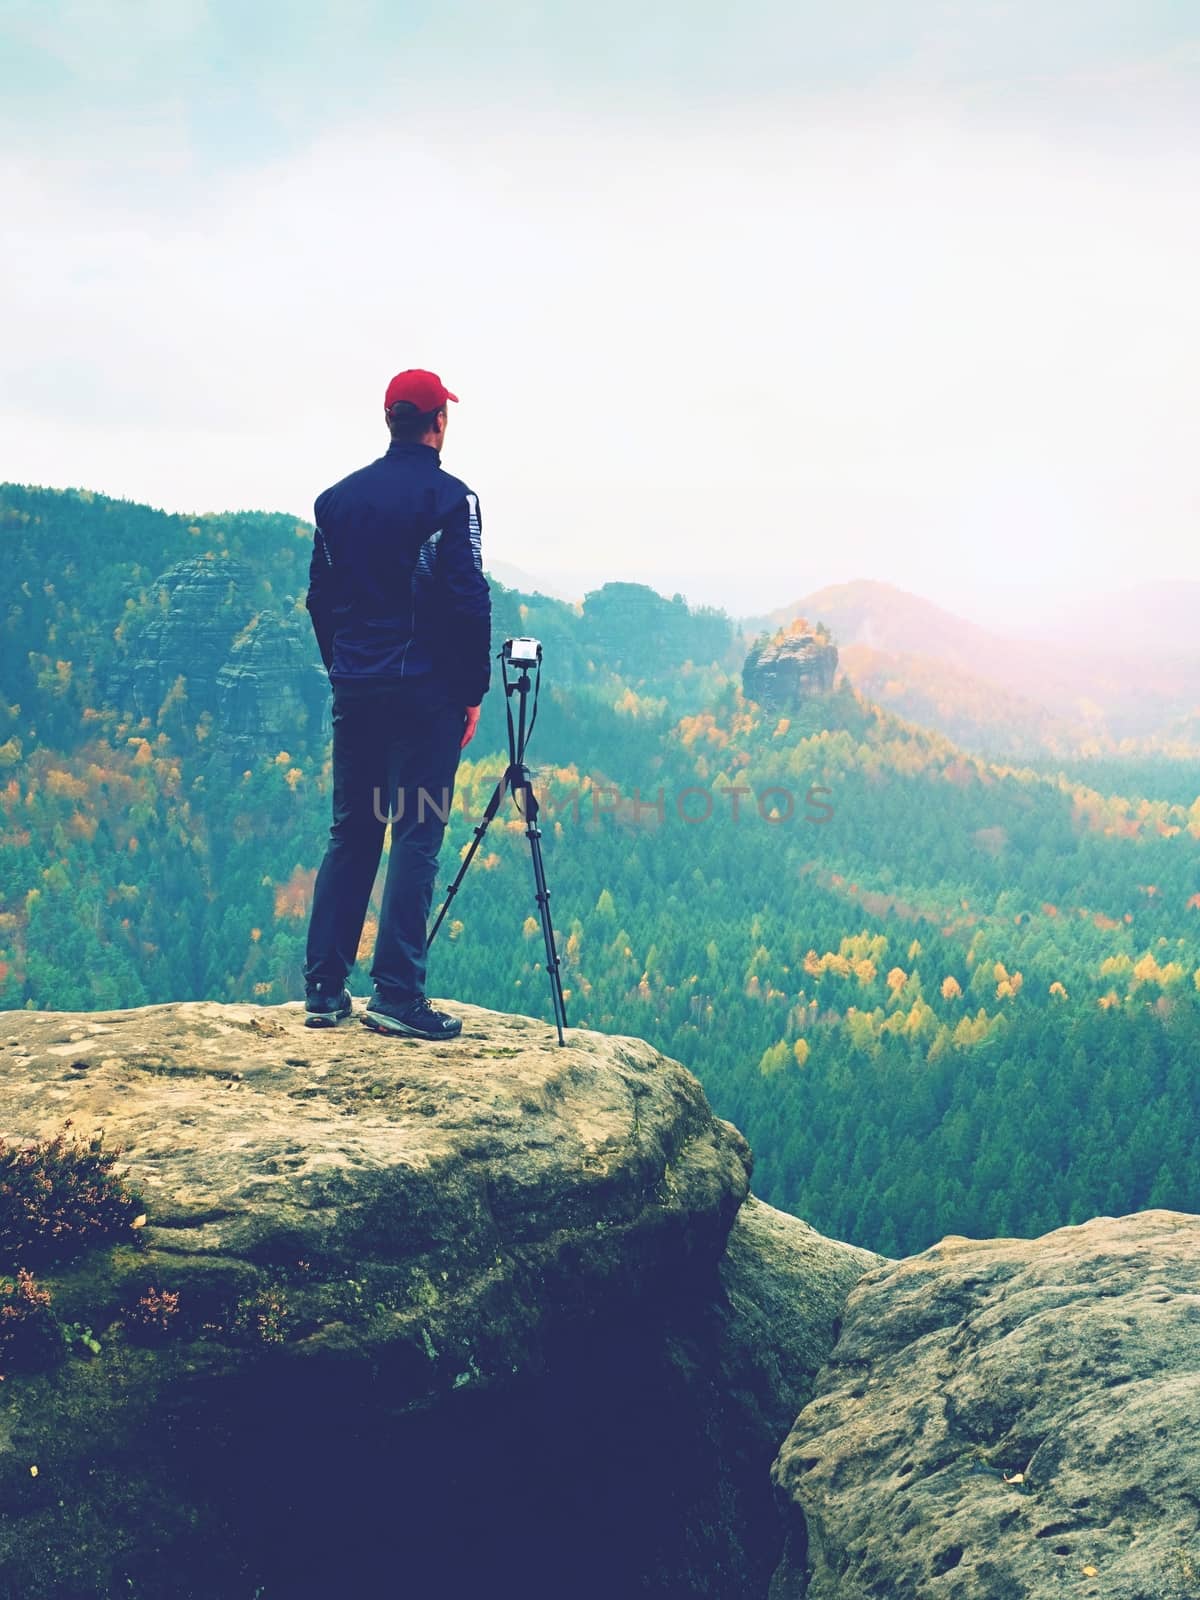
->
xmin=845 ymin=1007 xmax=883 ymax=1056
xmin=926 ymin=1024 xmax=953 ymax=1064
xmin=840 ymin=932 xmax=888 ymax=963
xmin=758 ymin=1041 xmax=790 ymax=1077
xmin=903 ymin=999 xmax=937 ymax=1040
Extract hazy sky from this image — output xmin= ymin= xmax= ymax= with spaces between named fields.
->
xmin=2 ymin=1 xmax=1197 ymax=621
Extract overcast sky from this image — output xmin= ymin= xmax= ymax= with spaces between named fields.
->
xmin=2 ymin=1 xmax=1197 ymax=622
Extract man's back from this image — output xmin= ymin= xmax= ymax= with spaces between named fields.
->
xmin=306 ymin=437 xmax=491 ymax=707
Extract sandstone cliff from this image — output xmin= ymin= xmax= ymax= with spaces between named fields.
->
xmin=104 ymin=558 xmax=328 ymax=752
xmin=3 ymin=1003 xmax=1196 ymax=1600
xmin=771 ymin=1215 xmax=1200 ymax=1600
xmin=742 ymin=619 xmax=839 ymax=710
xmin=0 ymin=999 xmax=873 ymax=1600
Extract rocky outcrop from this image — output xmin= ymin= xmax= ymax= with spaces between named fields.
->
xmin=215 ymin=609 xmax=328 ymax=754
xmin=13 ymin=1003 xmax=1194 ymax=1600
xmin=104 ymin=558 xmax=329 ymax=752
xmin=770 ymin=1213 xmax=1200 ymax=1600
xmin=105 ymin=556 xmax=256 ymax=722
xmin=704 ymin=1199 xmax=884 ymax=1581
xmin=743 ymin=619 xmax=838 ymax=710
xmin=0 ymin=1000 xmax=874 ymax=1600
xmin=717 ymin=1197 xmax=880 ymax=1444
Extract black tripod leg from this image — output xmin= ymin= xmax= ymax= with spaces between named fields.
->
xmin=515 ymin=770 xmax=568 ymax=1045
xmin=427 ymin=773 xmax=508 ymax=947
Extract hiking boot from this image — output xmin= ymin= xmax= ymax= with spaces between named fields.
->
xmin=304 ymin=984 xmax=353 ymax=1028
xmin=361 ymin=996 xmax=463 ymax=1041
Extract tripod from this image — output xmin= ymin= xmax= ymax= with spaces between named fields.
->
xmin=428 ymin=638 xmax=568 ymax=1045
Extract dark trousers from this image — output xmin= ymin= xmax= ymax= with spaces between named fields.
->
xmin=304 ymin=674 xmax=464 ymax=1005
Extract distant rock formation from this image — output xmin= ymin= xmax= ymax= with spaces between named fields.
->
xmin=104 ymin=557 xmax=328 ymax=752
xmin=770 ymin=1212 xmax=1200 ymax=1599
xmin=105 ymin=556 xmax=255 ymax=721
xmin=0 ymin=1000 xmax=874 ymax=1599
xmin=742 ymin=617 xmax=838 ymax=709
xmin=215 ymin=610 xmax=328 ymax=754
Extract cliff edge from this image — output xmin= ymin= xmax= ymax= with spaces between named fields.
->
xmin=7 ymin=1001 xmax=1193 ymax=1600
xmin=0 ymin=999 xmax=874 ymax=1600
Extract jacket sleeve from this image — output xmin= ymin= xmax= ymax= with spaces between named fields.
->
xmin=435 ymin=490 xmax=492 ymax=704
xmin=305 ymin=495 xmax=338 ymax=674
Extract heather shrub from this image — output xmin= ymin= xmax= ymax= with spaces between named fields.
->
xmin=122 ymin=1285 xmax=182 ymax=1344
xmin=0 ymin=1267 xmax=62 ymax=1371
xmin=0 ymin=1120 xmax=142 ymax=1269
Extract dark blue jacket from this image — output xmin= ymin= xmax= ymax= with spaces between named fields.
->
xmin=305 ymin=440 xmax=492 ymax=705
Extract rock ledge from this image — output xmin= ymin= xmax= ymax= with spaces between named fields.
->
xmin=770 ymin=1211 xmax=1200 ymax=1600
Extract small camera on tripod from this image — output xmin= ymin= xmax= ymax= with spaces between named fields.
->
xmin=503 ymin=636 xmax=542 ymax=667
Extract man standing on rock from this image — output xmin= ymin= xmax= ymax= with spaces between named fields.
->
xmin=301 ymin=369 xmax=491 ymax=1039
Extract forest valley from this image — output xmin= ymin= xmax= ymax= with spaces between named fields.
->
xmin=3 ymin=483 xmax=1200 ymax=1257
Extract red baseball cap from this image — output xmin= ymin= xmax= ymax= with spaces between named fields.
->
xmin=384 ymin=369 xmax=459 ymax=411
